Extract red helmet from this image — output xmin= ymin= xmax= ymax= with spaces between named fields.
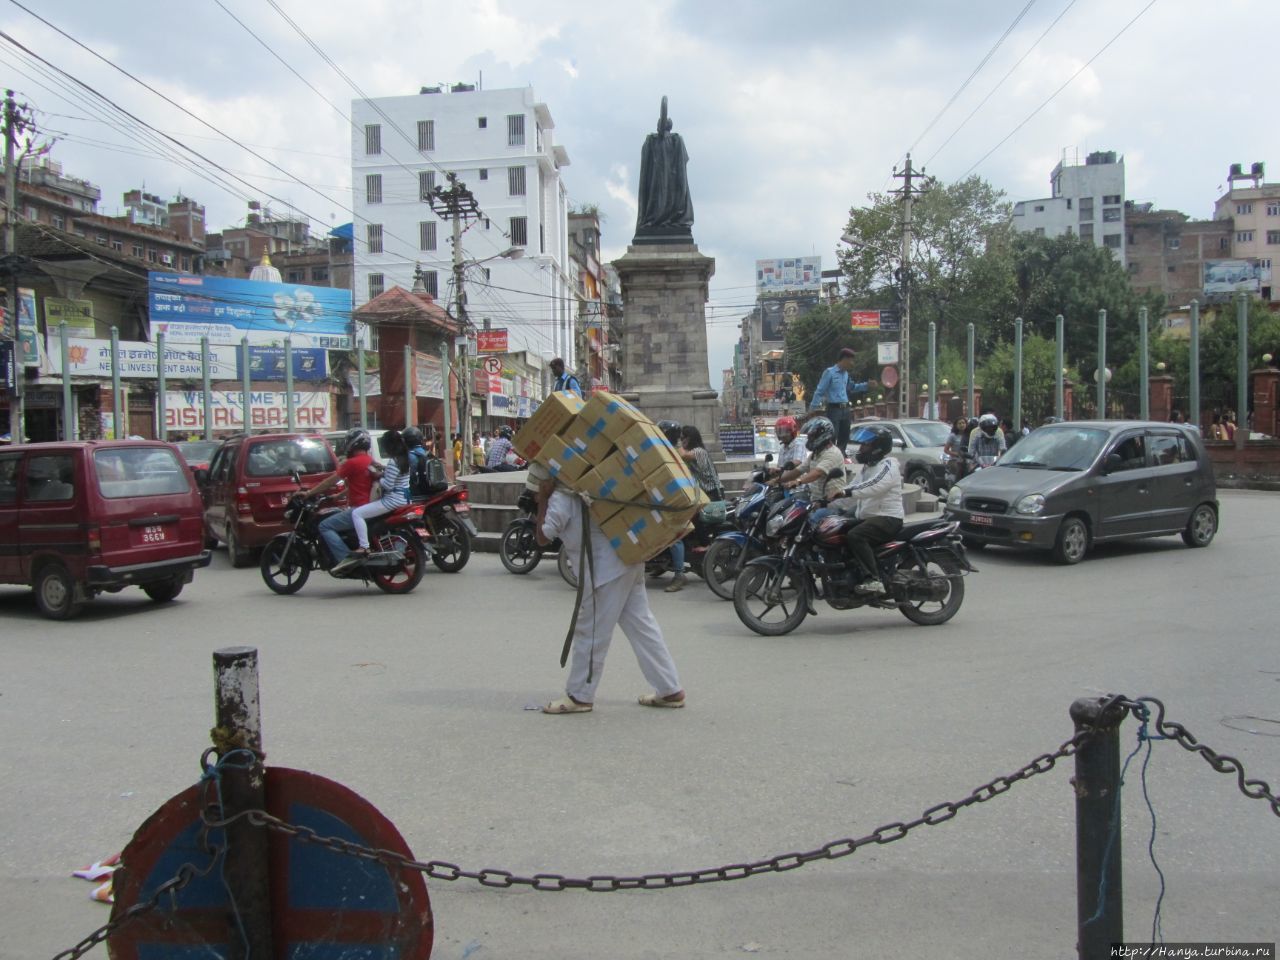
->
xmin=775 ymin=416 xmax=798 ymax=441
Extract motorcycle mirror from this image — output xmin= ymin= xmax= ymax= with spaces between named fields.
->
xmin=764 ymin=453 xmax=774 ymax=463
xmin=892 ymin=438 xmax=905 ymax=449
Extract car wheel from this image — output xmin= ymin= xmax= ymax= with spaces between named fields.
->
xmin=1181 ymin=503 xmax=1217 ymax=548
xmin=34 ymin=564 xmax=84 ymax=620
xmin=226 ymin=523 xmax=253 ymax=568
xmin=142 ymin=578 xmax=184 ymax=603
xmin=1051 ymin=516 xmax=1089 ymax=565
xmin=906 ymin=468 xmax=935 ymax=495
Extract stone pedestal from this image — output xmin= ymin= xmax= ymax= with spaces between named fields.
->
xmin=1252 ymin=368 xmax=1279 ymax=437
xmin=612 ymin=244 xmax=720 ymax=453
xmin=1148 ymin=375 xmax=1174 ymax=422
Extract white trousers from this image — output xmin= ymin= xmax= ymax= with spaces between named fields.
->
xmin=351 ymin=499 xmax=395 ymax=549
xmin=566 ymin=563 xmax=682 ymax=704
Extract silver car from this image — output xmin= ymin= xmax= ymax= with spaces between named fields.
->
xmin=850 ymin=417 xmax=952 ymax=494
xmin=943 ymin=420 xmax=1218 ymax=564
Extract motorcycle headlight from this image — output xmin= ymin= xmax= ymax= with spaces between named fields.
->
xmin=946 ymin=485 xmax=963 ymax=507
xmin=1015 ymin=493 xmax=1046 ymax=515
xmin=766 ymin=513 xmax=787 ymax=538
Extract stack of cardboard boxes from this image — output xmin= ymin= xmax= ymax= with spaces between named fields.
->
xmin=514 ymin=391 xmax=709 ymax=564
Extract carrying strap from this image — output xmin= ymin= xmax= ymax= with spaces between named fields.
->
xmin=560 ymin=495 xmax=598 ymax=682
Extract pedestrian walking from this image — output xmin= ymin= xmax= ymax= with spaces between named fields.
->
xmin=537 ymin=489 xmax=685 ymax=714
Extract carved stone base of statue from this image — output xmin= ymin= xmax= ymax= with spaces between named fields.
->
xmin=612 ymin=243 xmax=721 ymax=455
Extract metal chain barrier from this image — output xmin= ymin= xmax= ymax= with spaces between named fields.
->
xmin=199 ymin=729 xmax=1093 ymax=892
xmin=1127 ymin=696 xmax=1280 ymax=817
xmin=50 ymin=862 xmax=204 ymax=960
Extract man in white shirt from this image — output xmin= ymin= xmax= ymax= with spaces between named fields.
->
xmin=831 ymin=425 xmax=905 ymax=596
xmin=537 ymin=489 xmax=685 ymax=714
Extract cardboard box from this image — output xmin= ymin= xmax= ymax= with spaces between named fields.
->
xmin=617 ymin=422 xmax=679 ymax=479
xmin=578 ymin=452 xmax=646 ymax=526
xmin=641 ymin=462 xmax=704 ymax=514
xmin=561 ymin=418 xmax=616 ymax=465
xmin=600 ymin=504 xmax=677 ymax=566
xmin=534 ymin=436 xmax=592 ymax=486
xmin=513 ymin=391 xmax=586 ymax=461
xmin=576 ymin=391 xmax=649 ymax=447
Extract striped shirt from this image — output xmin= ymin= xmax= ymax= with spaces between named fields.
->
xmin=378 ymin=459 xmax=410 ymax=507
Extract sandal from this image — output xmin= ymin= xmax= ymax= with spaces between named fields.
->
xmin=542 ymin=696 xmax=593 ymax=715
xmin=638 ymin=692 xmax=685 ymax=709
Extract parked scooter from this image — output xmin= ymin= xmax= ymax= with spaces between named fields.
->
xmin=732 ymin=470 xmax=974 ymax=635
xmin=260 ymin=473 xmax=428 ymax=595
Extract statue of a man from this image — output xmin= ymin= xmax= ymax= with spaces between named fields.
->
xmin=634 ymin=96 xmax=694 ymax=244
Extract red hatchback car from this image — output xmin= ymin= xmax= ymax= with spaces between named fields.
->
xmin=197 ymin=433 xmax=339 ymax=567
xmin=0 ymin=441 xmax=212 ymax=619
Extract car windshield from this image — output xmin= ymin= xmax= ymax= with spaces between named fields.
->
xmin=999 ymin=427 xmax=1109 ymax=471
xmin=244 ymin=438 xmax=335 ymax=477
xmin=902 ymin=421 xmax=951 ymax=447
xmin=95 ymin=448 xmax=191 ymax=498
xmin=175 ymin=440 xmax=220 ymax=463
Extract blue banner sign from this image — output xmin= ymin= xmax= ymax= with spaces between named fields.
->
xmin=149 ymin=273 xmax=354 ymax=349
xmin=242 ymin=346 xmax=328 ymax=381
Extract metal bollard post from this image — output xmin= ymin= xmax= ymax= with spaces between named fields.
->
xmin=1070 ymin=696 xmax=1127 ymax=959
xmin=212 ymin=646 xmax=274 ymax=960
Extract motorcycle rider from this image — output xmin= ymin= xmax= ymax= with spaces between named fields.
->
xmin=776 ymin=416 xmax=846 ymax=503
xmin=402 ymin=426 xmax=429 ymax=495
xmin=305 ymin=428 xmax=376 ymax=570
xmin=485 ymin=425 xmax=521 ymax=472
xmin=944 ymin=415 xmax=970 ymax=482
xmin=337 ymin=429 xmax=412 ymax=572
xmin=657 ymin=419 xmax=683 ymax=447
xmin=968 ymin=413 xmax=1006 ymax=464
xmin=834 ymin=424 xmax=905 ymax=597
xmin=775 ymin=415 xmax=808 ymax=471
xmin=665 ymin=424 xmax=725 ymax=593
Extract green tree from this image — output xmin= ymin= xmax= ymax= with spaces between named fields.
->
xmin=784 ymin=302 xmax=880 ymax=405
xmin=976 ymin=333 xmax=1076 ymax=425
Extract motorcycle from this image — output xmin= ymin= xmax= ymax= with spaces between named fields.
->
xmin=413 ymin=483 xmax=476 ymax=573
xmin=644 ymin=503 xmax=738 ymax=581
xmin=499 ymin=488 xmax=577 ymax=586
xmin=703 ymin=468 xmax=793 ymax=600
xmin=732 ymin=477 xmax=974 ymax=636
xmin=260 ymin=473 xmax=428 ymax=595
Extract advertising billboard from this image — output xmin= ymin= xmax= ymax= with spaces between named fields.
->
xmin=148 ymin=272 xmax=354 ymax=348
xmin=850 ymin=310 xmax=881 ymax=330
xmin=760 ymin=293 xmax=819 ymax=342
xmin=476 ymin=329 xmax=508 ymax=353
xmin=1203 ymin=259 xmax=1270 ymax=300
xmin=163 ymin=389 xmax=333 ymax=431
xmin=42 ymin=338 xmax=328 ymax=381
xmin=756 ymin=257 xmax=822 ymax=294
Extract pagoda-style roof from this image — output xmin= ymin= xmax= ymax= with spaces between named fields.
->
xmin=354 ymin=286 xmax=461 ymax=336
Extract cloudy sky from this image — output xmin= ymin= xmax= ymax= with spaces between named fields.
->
xmin=1 ymin=0 xmax=1274 ymax=382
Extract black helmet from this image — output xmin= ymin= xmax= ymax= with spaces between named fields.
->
xmin=498 ymin=425 xmax=514 ymax=440
xmin=402 ymin=426 xmax=425 ymax=448
xmin=851 ymin=425 xmax=892 ymax=465
xmin=343 ymin=428 xmax=372 ymax=456
xmin=657 ymin=420 xmax=682 ymax=445
xmin=805 ymin=416 xmax=835 ymax=452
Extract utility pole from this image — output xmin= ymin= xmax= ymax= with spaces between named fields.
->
xmin=429 ymin=174 xmax=481 ymax=474
xmin=4 ymin=90 xmax=24 ymax=442
xmin=891 ymin=153 xmax=929 ymax=418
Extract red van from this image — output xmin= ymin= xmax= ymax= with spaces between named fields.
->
xmin=0 ymin=441 xmax=212 ymax=619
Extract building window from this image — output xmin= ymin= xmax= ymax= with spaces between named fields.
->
xmin=1102 ymin=194 xmax=1121 ymax=205
xmin=1237 ymin=203 xmax=1253 ymax=215
xmin=1066 ymin=198 xmax=1073 ymax=210
xmin=52 ymin=214 xmax=65 ymax=230
xmin=1033 ymin=227 xmax=1045 ymax=237
xmin=536 ymin=125 xmax=543 ymax=151
xmin=479 ymin=168 xmax=488 ymax=181
xmin=1261 ymin=258 xmax=1273 ymax=270
xmin=365 ymin=174 xmax=382 ymax=204
xmin=1268 ymin=204 xmax=1280 ymax=216
xmin=1220 ymin=237 xmax=1231 ymax=250
xmin=417 ymin=120 xmax=434 ymax=152
xmin=1167 ymin=265 xmax=1176 ymax=273
xmin=419 ymin=220 xmax=437 ymax=251
xmin=419 ymin=170 xmax=436 ymax=201
xmin=1102 ymin=208 xmax=1121 ymax=223
xmin=311 ymin=266 xmax=329 ymax=282
xmin=481 ymin=267 xmax=491 ymax=281
xmin=477 ymin=116 xmax=487 ymax=129
xmin=1267 ymin=231 xmax=1280 ymax=245
xmin=508 ymin=166 xmax=526 ymax=197
xmin=24 ymin=205 xmax=38 ymax=221
xmin=1079 ymin=197 xmax=1094 ymax=221
xmin=420 ymin=270 xmax=438 ymax=297
xmin=1237 ymin=230 xmax=1254 ymax=243
xmin=1080 ymin=223 xmax=1094 ymax=243
xmin=368 ymin=272 xmax=384 ymax=299
xmin=111 ymin=240 xmax=123 ymax=252
xmin=1066 ymin=226 xmax=1074 ymax=236
xmin=1128 ymin=262 xmax=1139 ymax=275
xmin=1166 ymin=236 xmax=1181 ymax=250
xmin=181 ymin=256 xmax=191 ymax=271
xmin=366 ymin=224 xmax=383 ymax=253
xmin=1033 ymin=204 xmax=1045 ymax=212
xmin=287 ymin=270 xmax=304 ymax=283
xmin=540 ymin=223 xmax=545 ymax=254
xmin=365 ymin=123 xmax=381 ymax=155
xmin=507 ymin=113 xmax=525 ymax=146
xmin=1103 ymin=234 xmax=1122 ymax=250
xmin=147 ymin=248 xmax=158 ymax=262
xmin=96 ymin=232 xmax=108 ymax=245
xmin=509 ymin=216 xmax=528 ymax=246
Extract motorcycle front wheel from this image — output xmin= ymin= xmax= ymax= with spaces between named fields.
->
xmin=898 ymin=555 xmax=965 ymax=626
xmin=557 ymin=544 xmax=578 ymax=588
xmin=372 ymin=534 xmax=427 ymax=594
xmin=430 ymin=515 xmax=472 ymax=573
xmin=500 ymin=521 xmax=543 ymax=574
xmin=733 ymin=564 xmax=808 ymax=636
xmin=703 ymin=538 xmax=747 ymax=601
xmin=260 ymin=537 xmax=311 ymax=595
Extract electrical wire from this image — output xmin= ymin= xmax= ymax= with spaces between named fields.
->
xmin=961 ymin=0 xmax=1161 ymax=177
xmin=907 ymin=0 xmax=1037 ymax=155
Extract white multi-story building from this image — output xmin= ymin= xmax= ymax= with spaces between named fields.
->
xmin=351 ymin=84 xmax=574 ymax=365
xmin=1012 ymin=150 xmax=1127 ymax=260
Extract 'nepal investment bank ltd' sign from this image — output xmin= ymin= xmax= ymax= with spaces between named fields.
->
xmin=164 ymin=390 xmax=332 ymax=431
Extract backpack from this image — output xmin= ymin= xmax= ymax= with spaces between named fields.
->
xmin=409 ymin=449 xmax=447 ymax=498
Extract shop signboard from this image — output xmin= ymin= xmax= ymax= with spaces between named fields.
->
xmin=43 ymin=337 xmax=328 ymax=381
xmin=413 ymin=351 xmax=443 ymax=399
xmin=163 ymin=389 xmax=332 ymax=431
xmin=44 ymin=297 xmax=96 ymax=332
xmin=476 ymin=329 xmax=508 ymax=353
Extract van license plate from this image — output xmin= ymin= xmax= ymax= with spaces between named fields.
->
xmin=968 ymin=514 xmax=993 ymax=526
xmin=140 ymin=524 xmax=168 ymax=543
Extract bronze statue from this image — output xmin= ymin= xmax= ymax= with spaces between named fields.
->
xmin=634 ymin=96 xmax=694 ymax=244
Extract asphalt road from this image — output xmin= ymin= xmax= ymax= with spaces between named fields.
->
xmin=3 ymin=491 xmax=1278 ymax=959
